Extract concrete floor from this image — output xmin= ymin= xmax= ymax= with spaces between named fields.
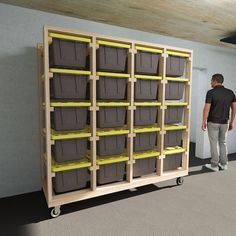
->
xmin=2 ymin=147 xmax=236 ymax=236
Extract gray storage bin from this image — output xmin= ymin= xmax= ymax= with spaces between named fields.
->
xmin=165 ymin=106 xmax=184 ymax=124
xmin=164 ymin=130 xmax=182 ymax=148
xmin=97 ymin=76 xmax=127 ymax=100
xmin=135 ymin=79 xmax=159 ymax=100
xmin=49 ymin=38 xmax=87 ymax=69
xmin=97 ymin=107 xmax=126 ymax=128
xmin=134 ymin=132 xmax=157 ymax=152
xmin=163 ymin=153 xmax=182 ymax=171
xmin=53 ymin=168 xmax=89 ymax=193
xmin=52 ymin=138 xmax=87 ymax=162
xmin=97 ymin=45 xmax=128 ymax=72
xmin=166 ymin=56 xmax=185 ymax=77
xmin=134 ymin=106 xmax=158 ymax=126
xmin=135 ymin=51 xmax=160 ymax=74
xmin=50 ymin=73 xmax=88 ymax=99
xmin=51 ymin=107 xmax=88 ymax=131
xmin=133 ymin=157 xmax=156 ymax=177
xmin=97 ymin=162 xmax=126 ymax=184
xmin=97 ymin=134 xmax=126 ymax=156
xmin=165 ymin=82 xmax=184 ymax=100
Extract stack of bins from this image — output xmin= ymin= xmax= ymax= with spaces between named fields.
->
xmin=96 ymin=40 xmax=130 ymax=184
xmin=49 ymin=34 xmax=92 ymax=193
xmin=164 ymin=51 xmax=188 ymax=171
xmin=133 ymin=46 xmax=162 ymax=177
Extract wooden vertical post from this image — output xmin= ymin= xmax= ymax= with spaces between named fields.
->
xmin=37 ymin=44 xmax=46 ymax=195
xmin=43 ymin=26 xmax=53 ymax=203
xmin=182 ymin=55 xmax=193 ymax=171
xmin=157 ymin=49 xmax=167 ymax=176
xmin=127 ymin=43 xmax=135 ymax=182
xmin=89 ymin=36 xmax=98 ymax=191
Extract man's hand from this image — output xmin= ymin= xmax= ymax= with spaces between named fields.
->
xmin=229 ymin=122 xmax=234 ymax=131
xmin=202 ymin=121 xmax=207 ymax=131
xmin=202 ymin=103 xmax=211 ymax=131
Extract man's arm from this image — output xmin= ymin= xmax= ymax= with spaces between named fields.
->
xmin=229 ymin=102 xmax=236 ymax=130
xmin=202 ymin=103 xmax=211 ymax=131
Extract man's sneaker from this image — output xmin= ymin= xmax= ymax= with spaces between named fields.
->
xmin=218 ymin=163 xmax=228 ymax=170
xmin=204 ymin=164 xmax=219 ymax=172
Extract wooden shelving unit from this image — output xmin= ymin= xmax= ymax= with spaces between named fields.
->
xmin=38 ymin=25 xmax=193 ymax=217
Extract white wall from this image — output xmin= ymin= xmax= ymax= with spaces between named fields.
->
xmin=191 ymin=68 xmax=211 ymax=159
xmin=1 ymin=3 xmax=236 ymax=197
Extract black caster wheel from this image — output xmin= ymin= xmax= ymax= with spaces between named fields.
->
xmin=176 ymin=177 xmax=184 ymax=186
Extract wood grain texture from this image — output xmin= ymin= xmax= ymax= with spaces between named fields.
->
xmin=3 ymin=0 xmax=236 ymax=47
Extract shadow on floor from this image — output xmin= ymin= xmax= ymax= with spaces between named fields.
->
xmin=1 ymin=142 xmax=236 ymax=233
xmin=1 ymin=183 xmax=177 ymax=235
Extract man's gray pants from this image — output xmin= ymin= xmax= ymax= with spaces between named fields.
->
xmin=207 ymin=122 xmax=228 ymax=167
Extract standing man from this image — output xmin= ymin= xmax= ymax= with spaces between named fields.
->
xmin=202 ymin=74 xmax=236 ymax=171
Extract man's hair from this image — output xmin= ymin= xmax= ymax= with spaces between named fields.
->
xmin=212 ymin=74 xmax=224 ymax=84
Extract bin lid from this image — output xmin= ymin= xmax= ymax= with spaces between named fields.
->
xmin=134 ymin=101 xmax=161 ymax=106
xmin=164 ymin=124 xmax=187 ymax=131
xmin=165 ymin=102 xmax=188 ymax=106
xmin=49 ymin=68 xmax=91 ymax=75
xmin=164 ymin=146 xmax=186 ymax=155
xmin=134 ymin=125 xmax=160 ymax=133
xmin=97 ymin=72 xmax=130 ymax=78
xmin=135 ymin=74 xmax=162 ymax=80
xmin=97 ymin=127 xmax=129 ymax=136
xmin=134 ymin=150 xmax=160 ymax=160
xmin=50 ymin=101 xmax=91 ymax=107
xmin=97 ymin=101 xmax=130 ymax=106
xmin=97 ymin=39 xmax=131 ymax=48
xmin=166 ymin=50 xmax=191 ymax=58
xmin=49 ymin=32 xmax=91 ymax=43
xmin=135 ymin=45 xmax=163 ymax=54
xmin=51 ymin=158 xmax=91 ymax=172
xmin=51 ymin=129 xmax=91 ymax=140
xmin=96 ymin=154 xmax=129 ymax=165
xmin=166 ymin=77 xmax=189 ymax=82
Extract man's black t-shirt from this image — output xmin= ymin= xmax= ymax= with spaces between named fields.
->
xmin=205 ymin=85 xmax=236 ymax=124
